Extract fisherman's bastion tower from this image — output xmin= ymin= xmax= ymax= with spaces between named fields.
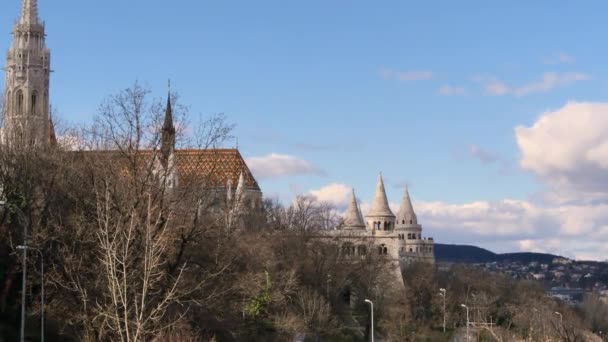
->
xmin=2 ymin=0 xmax=52 ymax=148
xmin=329 ymin=175 xmax=435 ymax=284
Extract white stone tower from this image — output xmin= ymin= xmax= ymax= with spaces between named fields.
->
xmin=343 ymin=189 xmax=366 ymax=230
xmin=395 ymin=185 xmax=421 ymax=238
xmin=2 ymin=0 xmax=51 ymax=148
xmin=365 ymin=175 xmax=395 ymax=232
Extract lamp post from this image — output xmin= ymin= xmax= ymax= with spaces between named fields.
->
xmin=2 ymin=201 xmax=29 ymax=342
xmin=364 ymin=299 xmax=374 ymax=342
xmin=461 ymin=304 xmax=470 ymax=342
xmin=555 ymin=311 xmax=563 ymax=325
xmin=439 ymin=288 xmax=446 ymax=333
xmin=17 ymin=245 xmax=44 ymax=342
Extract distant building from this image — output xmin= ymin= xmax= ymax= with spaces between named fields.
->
xmin=325 ymin=175 xmax=435 ymax=284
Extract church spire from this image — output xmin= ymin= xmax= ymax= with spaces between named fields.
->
xmin=20 ymin=0 xmax=39 ymax=25
xmin=48 ymin=115 xmax=57 ymax=146
xmin=160 ymin=81 xmax=176 ymax=166
xmin=3 ymin=0 xmax=50 ymax=148
xmin=343 ymin=189 xmax=365 ymax=229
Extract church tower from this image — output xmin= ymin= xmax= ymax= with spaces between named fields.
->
xmin=2 ymin=0 xmax=51 ymax=148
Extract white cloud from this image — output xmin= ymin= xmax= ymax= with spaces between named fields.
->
xmin=515 ymin=102 xmax=608 ymax=201
xmin=246 ymin=153 xmax=324 ymax=179
xmin=438 ymin=85 xmax=466 ymax=96
xmin=477 ymin=72 xmax=590 ymax=97
xmin=380 ymin=68 xmax=433 ymax=81
xmin=415 ymin=198 xmax=608 ymax=260
xmin=309 ymin=183 xmax=352 ymax=208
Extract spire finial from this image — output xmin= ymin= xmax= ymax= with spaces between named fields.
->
xmin=20 ymin=0 xmax=39 ymax=25
xmin=168 ymin=79 xmax=171 ymax=94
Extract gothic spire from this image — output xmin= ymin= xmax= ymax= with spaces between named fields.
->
xmin=367 ymin=174 xmax=394 ymax=217
xmin=343 ymin=189 xmax=365 ymax=229
xmin=48 ymin=115 xmax=57 ymax=146
xmin=160 ymin=83 xmax=176 ymax=166
xmin=20 ymin=0 xmax=39 ymax=25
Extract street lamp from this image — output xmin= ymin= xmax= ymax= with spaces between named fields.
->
xmin=17 ymin=245 xmax=44 ymax=342
xmin=1 ymin=201 xmax=29 ymax=342
xmin=364 ymin=299 xmax=374 ymax=342
xmin=439 ymin=288 xmax=446 ymax=333
xmin=555 ymin=311 xmax=563 ymax=325
xmin=461 ymin=304 xmax=470 ymax=342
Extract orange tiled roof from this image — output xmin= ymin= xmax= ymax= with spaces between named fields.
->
xmin=71 ymin=148 xmax=260 ymax=191
xmin=174 ymin=149 xmax=260 ymax=191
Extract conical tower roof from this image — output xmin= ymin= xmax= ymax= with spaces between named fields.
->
xmin=396 ymin=185 xmax=417 ymax=225
xmin=366 ymin=175 xmax=394 ymax=217
xmin=343 ymin=189 xmax=365 ymax=229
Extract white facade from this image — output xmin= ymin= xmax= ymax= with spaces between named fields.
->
xmin=2 ymin=0 xmax=51 ymax=148
xmin=329 ymin=175 xmax=435 ymax=284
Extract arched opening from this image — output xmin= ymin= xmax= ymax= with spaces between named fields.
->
xmin=383 ymin=247 xmax=388 ymax=255
xmin=31 ymin=91 xmax=37 ymax=114
xmin=357 ymin=245 xmax=367 ymax=256
xmin=16 ymin=90 xmax=24 ymax=113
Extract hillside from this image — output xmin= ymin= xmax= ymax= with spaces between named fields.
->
xmin=434 ymin=243 xmax=562 ymax=264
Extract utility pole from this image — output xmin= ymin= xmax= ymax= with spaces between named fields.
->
xmin=439 ymin=288 xmax=446 ymax=333
xmin=461 ymin=304 xmax=470 ymax=342
xmin=17 ymin=246 xmax=44 ymax=342
xmin=364 ymin=299 xmax=374 ymax=342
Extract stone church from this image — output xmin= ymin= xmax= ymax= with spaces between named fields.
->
xmin=1 ymin=0 xmax=263 ymax=209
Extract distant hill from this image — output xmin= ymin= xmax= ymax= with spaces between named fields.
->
xmin=434 ymin=243 xmax=561 ymax=264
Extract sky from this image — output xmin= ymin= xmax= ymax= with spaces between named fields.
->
xmin=3 ymin=0 xmax=608 ymax=260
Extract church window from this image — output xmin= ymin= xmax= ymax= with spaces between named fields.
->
xmin=410 ymin=219 xmax=413 ymax=224
xmin=383 ymin=247 xmax=387 ymax=255
xmin=409 ymin=248 xmax=413 ymax=252
xmin=16 ymin=91 xmax=24 ymax=113
xmin=402 ymin=220 xmax=405 ymax=224
xmin=31 ymin=92 xmax=37 ymax=113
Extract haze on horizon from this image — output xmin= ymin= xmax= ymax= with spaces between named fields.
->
xmin=2 ymin=0 xmax=608 ymax=260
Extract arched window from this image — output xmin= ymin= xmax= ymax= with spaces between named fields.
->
xmin=358 ymin=245 xmax=367 ymax=256
xmin=31 ymin=92 xmax=37 ymax=114
xmin=16 ymin=90 xmax=24 ymax=113
xmin=383 ymin=247 xmax=388 ymax=255
xmin=410 ymin=219 xmax=413 ymax=224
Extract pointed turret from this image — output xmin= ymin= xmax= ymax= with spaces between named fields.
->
xmin=396 ymin=185 xmax=420 ymax=230
xmin=357 ymin=203 xmax=365 ymax=228
xmin=367 ymin=175 xmax=394 ymax=217
xmin=20 ymin=0 xmax=39 ymax=25
xmin=343 ymin=189 xmax=365 ymax=229
xmin=48 ymin=116 xmax=57 ymax=146
xmin=235 ymin=171 xmax=245 ymax=201
xmin=160 ymin=87 xmax=176 ymax=167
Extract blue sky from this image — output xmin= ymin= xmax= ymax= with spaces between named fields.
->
xmin=4 ymin=1 xmax=608 ymax=259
